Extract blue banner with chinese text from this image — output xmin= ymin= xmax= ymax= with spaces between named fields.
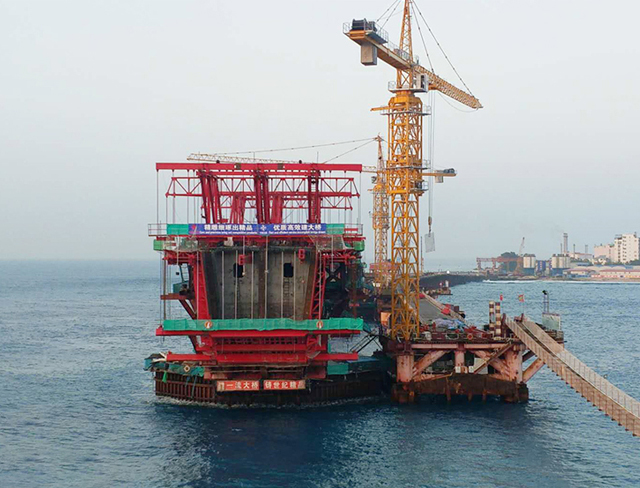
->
xmin=189 ymin=223 xmax=327 ymax=236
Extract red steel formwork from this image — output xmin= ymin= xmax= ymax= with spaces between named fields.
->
xmin=153 ymin=160 xmax=366 ymax=373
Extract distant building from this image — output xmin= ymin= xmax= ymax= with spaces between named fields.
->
xmin=562 ymin=267 xmax=593 ymax=278
xmin=551 ymin=254 xmax=571 ymax=270
xmin=595 ymin=266 xmax=640 ymax=279
xmin=522 ymin=254 xmax=537 ymax=275
xmin=613 ymin=233 xmax=640 ymax=263
xmin=593 ymin=233 xmax=639 ymax=264
xmin=569 ymin=251 xmax=593 ymax=261
xmin=593 ymin=244 xmax=615 ymax=264
xmin=536 ymin=260 xmax=548 ymax=276
xmin=563 ymin=266 xmax=640 ymax=280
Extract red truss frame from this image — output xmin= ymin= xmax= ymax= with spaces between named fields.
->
xmin=157 ymin=162 xmax=362 ymax=224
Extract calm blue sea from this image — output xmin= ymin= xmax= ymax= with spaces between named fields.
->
xmin=1 ymin=261 xmax=639 ymax=488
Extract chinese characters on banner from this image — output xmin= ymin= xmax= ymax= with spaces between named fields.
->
xmin=215 ymin=380 xmax=306 ymax=391
xmin=263 ymin=380 xmax=306 ymax=390
xmin=216 ymin=380 xmax=260 ymax=392
xmin=190 ymin=223 xmax=326 ymax=236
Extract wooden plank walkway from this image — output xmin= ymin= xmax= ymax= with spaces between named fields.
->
xmin=505 ymin=316 xmax=640 ymax=437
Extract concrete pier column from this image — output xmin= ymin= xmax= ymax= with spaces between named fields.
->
xmin=396 ymin=354 xmax=414 ymax=383
xmin=455 ymin=349 xmax=466 ymax=373
xmin=504 ymin=346 xmax=524 ymax=383
xmin=392 ymin=353 xmax=416 ymax=403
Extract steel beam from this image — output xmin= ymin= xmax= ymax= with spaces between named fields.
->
xmin=412 ymin=350 xmax=447 ymax=378
xmin=523 ymin=358 xmax=544 ymax=383
xmin=157 ymin=162 xmax=363 ymax=172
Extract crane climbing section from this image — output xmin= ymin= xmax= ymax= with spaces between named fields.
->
xmin=505 ymin=317 xmax=640 ymax=437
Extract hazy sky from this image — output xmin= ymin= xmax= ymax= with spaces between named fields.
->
xmin=2 ymin=0 xmax=639 ymax=266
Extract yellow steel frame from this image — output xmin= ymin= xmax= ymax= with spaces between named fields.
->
xmin=371 ymin=136 xmax=389 ymax=290
xmin=387 ymin=90 xmax=423 ymax=341
xmin=387 ymin=1 xmax=423 ymax=341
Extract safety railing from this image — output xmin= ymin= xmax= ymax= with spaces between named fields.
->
xmin=343 ymin=223 xmax=364 ymax=237
xmin=385 ymin=41 xmax=411 ymax=63
xmin=343 ymin=20 xmax=411 ymax=63
xmin=555 ymin=348 xmax=640 ymax=418
xmin=343 ymin=21 xmax=390 ymax=44
xmin=149 ymin=223 xmax=167 ymax=236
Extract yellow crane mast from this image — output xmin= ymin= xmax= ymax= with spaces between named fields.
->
xmin=370 ymin=135 xmax=390 ymax=290
xmin=345 ymin=0 xmax=481 ymax=342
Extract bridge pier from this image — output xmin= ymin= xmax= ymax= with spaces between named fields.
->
xmin=393 ymin=352 xmax=417 ymax=403
xmin=408 ymin=373 xmax=529 ymax=403
xmin=501 ymin=383 xmax=529 ymax=403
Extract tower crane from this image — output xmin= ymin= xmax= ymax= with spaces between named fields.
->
xmin=345 ymin=1 xmax=481 ymax=342
xmin=370 ymin=135 xmax=390 ymax=290
xmin=514 ymin=237 xmax=526 ymax=275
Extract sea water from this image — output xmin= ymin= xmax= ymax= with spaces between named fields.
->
xmin=1 ymin=261 xmax=639 ymax=487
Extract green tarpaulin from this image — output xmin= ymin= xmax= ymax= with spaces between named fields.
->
xmin=167 ymin=224 xmax=190 ymax=235
xmin=162 ymin=317 xmax=364 ymax=332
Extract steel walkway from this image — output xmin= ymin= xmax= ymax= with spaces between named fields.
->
xmin=505 ymin=317 xmax=640 ymax=437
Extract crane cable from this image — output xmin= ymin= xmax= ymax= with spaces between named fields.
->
xmin=435 ymin=91 xmax=478 ymax=113
xmin=376 ymin=0 xmax=401 ymax=22
xmin=411 ymin=0 xmax=477 ymax=100
xmin=427 ymin=90 xmax=435 ymax=235
xmin=378 ymin=0 xmax=402 ymax=30
xmin=410 ymin=1 xmax=434 ymax=73
xmin=218 ymin=137 xmax=376 ymax=155
xmin=321 ymin=138 xmax=378 ymax=164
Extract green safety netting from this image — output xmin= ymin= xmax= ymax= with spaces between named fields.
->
xmin=162 ymin=317 xmax=364 ymax=332
xmin=143 ymin=358 xmax=205 ymax=376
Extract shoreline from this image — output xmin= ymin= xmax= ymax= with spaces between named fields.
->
xmin=421 ymin=272 xmax=640 ymax=286
xmin=482 ymin=277 xmax=640 ymax=284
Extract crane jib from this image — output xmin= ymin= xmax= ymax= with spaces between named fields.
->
xmin=345 ymin=21 xmax=482 ymax=110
